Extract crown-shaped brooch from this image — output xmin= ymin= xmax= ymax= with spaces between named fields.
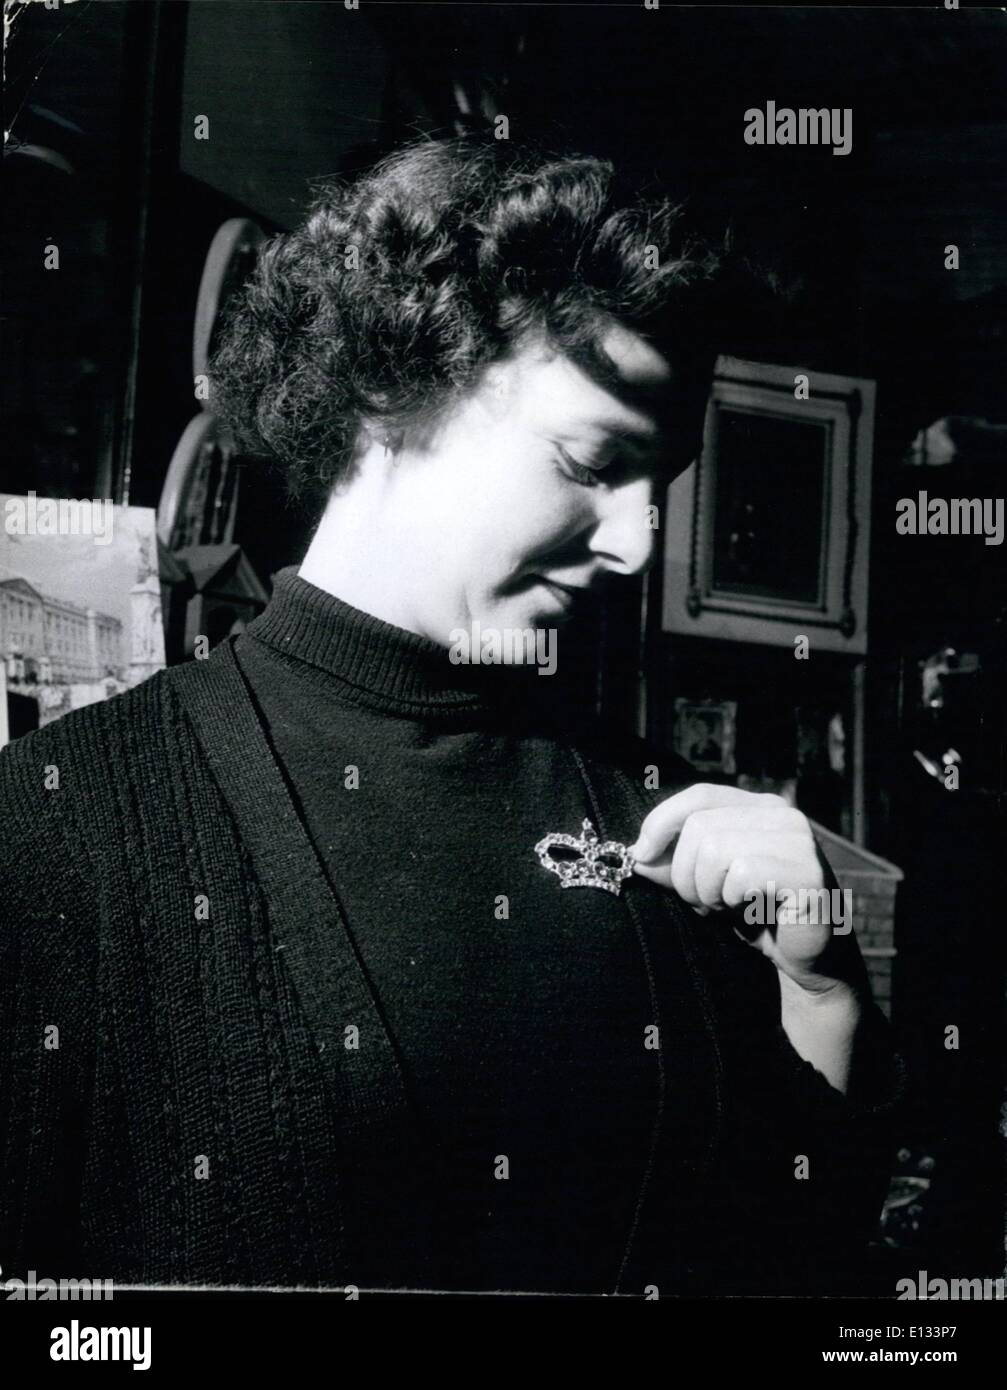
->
xmin=534 ymin=818 xmax=635 ymax=897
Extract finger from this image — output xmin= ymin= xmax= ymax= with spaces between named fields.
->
xmin=670 ymin=807 xmax=804 ymax=908
xmin=692 ymin=829 xmax=774 ymax=909
xmin=668 ymin=808 xmax=723 ymax=907
xmin=632 ymin=785 xmax=786 ymax=863
xmin=721 ymin=848 xmax=818 ymax=911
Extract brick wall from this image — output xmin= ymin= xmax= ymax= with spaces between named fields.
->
xmin=838 ymin=875 xmax=898 ymax=1017
xmin=811 ymin=820 xmax=902 ymax=1020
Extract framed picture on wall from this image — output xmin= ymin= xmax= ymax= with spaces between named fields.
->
xmin=662 ymin=357 xmax=875 ymax=654
xmin=672 ymin=698 xmax=738 ymax=776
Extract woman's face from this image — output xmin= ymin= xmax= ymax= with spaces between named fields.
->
xmin=345 ymin=321 xmax=704 ymax=648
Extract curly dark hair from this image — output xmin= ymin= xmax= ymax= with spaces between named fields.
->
xmin=209 ymin=134 xmax=753 ymax=510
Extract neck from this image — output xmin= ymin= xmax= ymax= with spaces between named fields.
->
xmin=298 ymin=448 xmax=428 ymax=640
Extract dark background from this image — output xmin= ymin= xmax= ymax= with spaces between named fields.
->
xmin=4 ymin=0 xmax=1005 ymax=1286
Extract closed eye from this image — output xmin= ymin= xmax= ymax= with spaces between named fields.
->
xmin=554 ymin=444 xmax=603 ymax=488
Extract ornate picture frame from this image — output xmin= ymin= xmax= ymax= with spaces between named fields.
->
xmin=662 ymin=357 xmax=875 ymax=654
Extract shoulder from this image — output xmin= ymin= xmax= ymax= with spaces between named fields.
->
xmin=0 ymin=665 xmax=177 ymax=772
xmin=0 ymin=666 xmax=206 ymax=975
xmin=0 ymin=668 xmax=180 ymax=861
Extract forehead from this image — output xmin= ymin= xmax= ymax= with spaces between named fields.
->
xmin=482 ymin=322 xmax=685 ymax=446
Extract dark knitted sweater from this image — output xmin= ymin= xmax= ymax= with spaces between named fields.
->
xmin=0 ymin=570 xmax=903 ymax=1296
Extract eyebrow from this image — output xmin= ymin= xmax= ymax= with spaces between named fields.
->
xmin=562 ymin=420 xmax=659 ymax=454
xmin=600 ymin=420 xmax=658 ymax=446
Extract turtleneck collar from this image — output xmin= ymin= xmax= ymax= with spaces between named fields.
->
xmin=242 ymin=566 xmax=566 ymax=720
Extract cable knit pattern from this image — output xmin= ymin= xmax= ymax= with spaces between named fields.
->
xmin=0 ymin=672 xmax=345 ymax=1285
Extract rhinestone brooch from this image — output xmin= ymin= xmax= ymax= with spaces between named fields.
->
xmin=534 ymin=818 xmax=635 ymax=897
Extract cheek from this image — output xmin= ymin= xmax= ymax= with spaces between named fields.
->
xmin=397 ymin=437 xmax=588 ymax=575
xmin=470 ymin=486 xmax=584 ymax=583
xmin=476 ymin=450 xmax=588 ymax=539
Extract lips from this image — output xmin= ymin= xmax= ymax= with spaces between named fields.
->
xmin=536 ymin=578 xmax=580 ymax=606
xmin=538 ymin=577 xmax=591 ymax=598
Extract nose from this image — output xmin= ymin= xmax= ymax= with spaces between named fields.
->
xmin=586 ymin=474 xmax=660 ymax=577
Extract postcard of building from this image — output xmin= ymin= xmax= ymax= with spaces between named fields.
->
xmin=0 ymin=497 xmax=164 ymax=749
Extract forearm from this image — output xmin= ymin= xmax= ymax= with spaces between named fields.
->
xmin=778 ymin=973 xmax=865 ymax=1094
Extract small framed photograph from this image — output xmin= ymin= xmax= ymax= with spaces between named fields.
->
xmin=662 ymin=357 xmax=875 ymax=654
xmin=672 ymin=698 xmax=738 ymax=775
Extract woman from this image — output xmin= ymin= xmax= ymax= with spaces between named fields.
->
xmin=0 ymin=136 xmax=901 ymax=1297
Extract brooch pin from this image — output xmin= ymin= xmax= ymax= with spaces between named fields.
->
xmin=534 ymin=818 xmax=635 ymax=897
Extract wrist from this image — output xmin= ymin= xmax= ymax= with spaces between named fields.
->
xmin=778 ymin=971 xmax=864 ymax=1025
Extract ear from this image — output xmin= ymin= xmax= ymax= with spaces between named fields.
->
xmin=356 ymin=419 xmax=403 ymax=456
